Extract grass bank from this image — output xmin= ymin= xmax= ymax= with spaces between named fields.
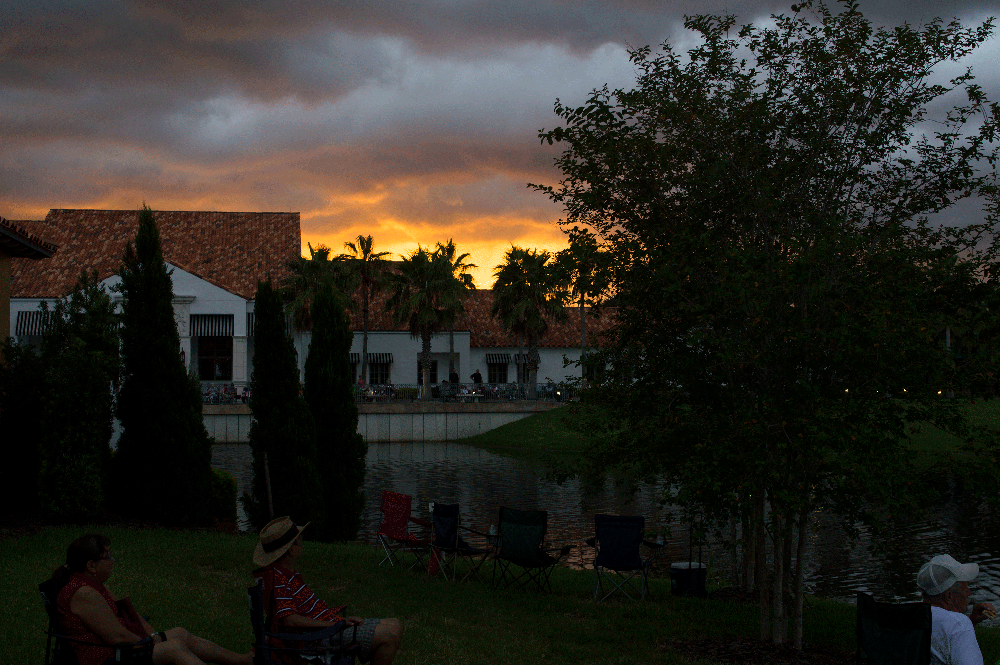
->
xmin=0 ymin=525 xmax=886 ymax=665
xmin=453 ymin=404 xmax=588 ymax=466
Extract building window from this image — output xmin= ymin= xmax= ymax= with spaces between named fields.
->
xmin=369 ymin=362 xmax=391 ymax=385
xmin=487 ymin=363 xmax=508 ymax=384
xmin=416 ymin=360 xmax=438 ymax=384
xmin=198 ymin=336 xmax=233 ymax=380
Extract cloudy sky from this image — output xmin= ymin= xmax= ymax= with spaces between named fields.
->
xmin=3 ymin=0 xmax=998 ymax=286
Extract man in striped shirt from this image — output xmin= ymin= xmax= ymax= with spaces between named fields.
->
xmin=255 ymin=517 xmax=403 ymax=665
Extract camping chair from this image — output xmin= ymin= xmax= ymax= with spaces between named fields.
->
xmin=429 ymin=502 xmax=492 ymax=581
xmin=856 ymin=591 xmax=931 ymax=665
xmin=491 ymin=506 xmax=572 ymax=592
xmin=586 ymin=514 xmax=664 ymax=602
xmin=249 ymin=572 xmax=358 ymax=665
xmin=38 ymin=577 xmax=154 ymax=665
xmin=375 ymin=490 xmax=432 ymax=571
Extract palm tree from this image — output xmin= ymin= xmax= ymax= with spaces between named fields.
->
xmin=282 ymin=243 xmax=347 ymax=331
xmin=433 ymin=239 xmax=476 ymax=381
xmin=491 ymin=246 xmax=567 ymax=392
xmin=385 ymin=246 xmax=453 ymax=399
xmin=341 ymin=235 xmax=391 ymax=385
xmin=554 ymin=229 xmax=607 ymax=369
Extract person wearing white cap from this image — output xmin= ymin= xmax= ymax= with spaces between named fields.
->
xmin=917 ymin=554 xmax=996 ymax=665
xmin=254 ymin=517 xmax=403 ymax=665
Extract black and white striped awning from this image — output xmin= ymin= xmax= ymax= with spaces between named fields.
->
xmin=247 ymin=313 xmax=255 ymax=337
xmin=15 ymin=310 xmax=49 ymax=336
xmin=485 ymin=353 xmax=510 ymax=365
xmin=513 ymin=353 xmax=528 ymax=364
xmin=350 ymin=353 xmax=394 ymax=364
xmin=190 ymin=314 xmax=234 ymax=336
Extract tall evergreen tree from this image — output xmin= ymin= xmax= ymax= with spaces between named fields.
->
xmin=0 ymin=339 xmax=44 ymax=515
xmin=115 ymin=205 xmax=213 ymax=523
xmin=304 ymin=282 xmax=367 ymax=541
xmin=246 ymin=278 xmax=324 ymax=530
xmin=38 ymin=271 xmax=119 ymax=521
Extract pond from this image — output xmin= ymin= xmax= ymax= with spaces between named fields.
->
xmin=212 ymin=441 xmax=1000 ymax=607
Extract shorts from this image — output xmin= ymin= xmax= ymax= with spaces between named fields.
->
xmin=303 ymin=618 xmax=382 ymax=664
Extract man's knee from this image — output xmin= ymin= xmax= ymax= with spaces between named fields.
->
xmin=380 ymin=618 xmax=403 ymax=644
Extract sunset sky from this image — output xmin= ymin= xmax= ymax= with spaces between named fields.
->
xmin=3 ymin=0 xmax=998 ymax=286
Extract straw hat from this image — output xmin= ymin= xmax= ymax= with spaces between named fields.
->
xmin=253 ymin=516 xmax=309 ymax=567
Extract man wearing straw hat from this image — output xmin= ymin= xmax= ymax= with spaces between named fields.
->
xmin=917 ymin=554 xmax=996 ymax=665
xmin=255 ymin=517 xmax=403 ymax=665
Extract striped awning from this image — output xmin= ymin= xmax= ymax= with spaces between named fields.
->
xmin=247 ymin=313 xmax=255 ymax=337
xmin=15 ymin=310 xmax=49 ymax=336
xmin=350 ymin=352 xmax=394 ymax=364
xmin=513 ymin=353 xmax=528 ymax=364
xmin=190 ymin=314 xmax=234 ymax=336
xmin=485 ymin=353 xmax=510 ymax=365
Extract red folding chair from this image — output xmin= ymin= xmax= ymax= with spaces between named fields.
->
xmin=375 ymin=490 xmax=432 ymax=571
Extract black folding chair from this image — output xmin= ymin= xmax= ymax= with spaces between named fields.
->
xmin=491 ymin=506 xmax=571 ymax=592
xmin=586 ymin=514 xmax=664 ymax=602
xmin=38 ymin=577 xmax=154 ymax=665
xmin=429 ymin=502 xmax=492 ymax=582
xmin=856 ymin=591 xmax=931 ymax=665
xmin=249 ymin=573 xmax=359 ymax=665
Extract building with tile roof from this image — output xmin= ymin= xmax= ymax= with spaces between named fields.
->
xmin=9 ymin=208 xmax=299 ymax=389
xmin=1 ymin=217 xmax=58 ymax=357
xmin=9 ymin=208 xmax=611 ymax=393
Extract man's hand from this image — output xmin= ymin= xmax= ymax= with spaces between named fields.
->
xmin=344 ymin=617 xmax=364 ymax=627
xmin=970 ymin=602 xmax=996 ymax=625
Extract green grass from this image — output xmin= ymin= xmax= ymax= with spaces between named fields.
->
xmin=0 ymin=525 xmax=904 ymax=665
xmin=453 ymin=404 xmax=589 ymax=466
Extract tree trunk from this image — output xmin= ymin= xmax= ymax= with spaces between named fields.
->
xmin=743 ymin=503 xmax=754 ymax=592
xmin=792 ymin=508 xmax=808 ymax=650
xmin=361 ymin=285 xmax=369 ymax=385
xmin=420 ymin=333 xmax=432 ymax=400
xmin=579 ymin=295 xmax=587 ymax=369
xmin=771 ymin=510 xmax=785 ymax=644
xmin=754 ymin=492 xmax=769 ymax=640
xmin=449 ymin=327 xmax=456 ymax=377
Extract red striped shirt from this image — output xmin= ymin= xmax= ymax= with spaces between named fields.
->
xmin=270 ymin=566 xmax=345 ymax=622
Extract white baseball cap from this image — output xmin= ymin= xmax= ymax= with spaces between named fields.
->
xmin=917 ymin=554 xmax=979 ymax=596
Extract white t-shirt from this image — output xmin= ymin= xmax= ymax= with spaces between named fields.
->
xmin=930 ymin=605 xmax=983 ymax=665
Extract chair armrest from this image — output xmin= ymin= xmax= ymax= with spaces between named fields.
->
xmin=409 ymin=516 xmax=431 ymax=529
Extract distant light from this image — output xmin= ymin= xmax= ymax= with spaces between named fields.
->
xmin=938 ymin=390 xmax=942 ymax=395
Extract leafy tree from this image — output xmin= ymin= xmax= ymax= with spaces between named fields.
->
xmin=246 ymin=278 xmax=325 ymax=529
xmin=37 ymin=271 xmax=119 ymax=521
xmin=534 ymin=1 xmax=1000 ymax=647
xmin=115 ymin=206 xmax=213 ymax=524
xmin=491 ymin=246 xmax=567 ymax=389
xmin=386 ymin=246 xmax=454 ymax=399
xmin=341 ymin=235 xmax=391 ymax=385
xmin=433 ymin=239 xmax=476 ymax=379
xmin=304 ymin=281 xmax=367 ymax=540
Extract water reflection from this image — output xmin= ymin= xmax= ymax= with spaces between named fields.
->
xmin=362 ymin=441 xmax=1000 ymax=606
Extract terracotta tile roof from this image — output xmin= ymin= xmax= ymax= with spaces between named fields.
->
xmin=10 ymin=209 xmax=300 ymax=300
xmin=0 ymin=216 xmax=58 ymax=259
xmin=347 ymin=288 xmax=614 ymax=349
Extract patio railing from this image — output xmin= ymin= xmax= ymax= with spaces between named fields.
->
xmin=352 ymin=382 xmax=574 ymax=404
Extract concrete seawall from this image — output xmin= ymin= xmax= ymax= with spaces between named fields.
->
xmin=203 ymin=401 xmax=562 ymax=443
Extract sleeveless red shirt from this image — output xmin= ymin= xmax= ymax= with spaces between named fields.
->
xmin=56 ymin=573 xmax=141 ymax=665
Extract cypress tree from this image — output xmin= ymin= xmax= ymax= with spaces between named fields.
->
xmin=245 ymin=278 xmax=324 ymax=530
xmin=38 ymin=271 xmax=119 ymax=521
xmin=115 ymin=206 xmax=213 ymax=523
xmin=304 ymin=281 xmax=367 ymax=541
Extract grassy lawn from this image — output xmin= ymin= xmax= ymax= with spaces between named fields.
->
xmin=453 ymin=404 xmax=589 ymax=466
xmin=2 ymin=525 xmax=877 ymax=665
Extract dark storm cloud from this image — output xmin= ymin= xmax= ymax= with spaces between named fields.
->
xmin=2 ymin=0 xmax=998 ymax=284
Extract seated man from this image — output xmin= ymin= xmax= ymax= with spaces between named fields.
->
xmin=917 ymin=554 xmax=996 ymax=665
xmin=254 ymin=517 xmax=403 ymax=665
